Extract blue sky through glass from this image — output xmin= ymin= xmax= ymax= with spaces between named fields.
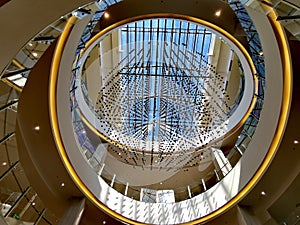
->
xmin=119 ymin=18 xmax=213 ymax=149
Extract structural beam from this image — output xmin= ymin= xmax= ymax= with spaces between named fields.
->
xmin=0 ymin=161 xmax=19 ymax=182
xmin=1 ymin=68 xmax=30 ymax=79
xmin=4 ymin=187 xmax=30 ymax=218
xmin=277 ymin=15 xmax=300 ymax=21
xmin=211 ymin=147 xmax=232 ymax=177
xmin=0 ymin=101 xmax=18 ymax=112
xmin=58 ymin=198 xmax=86 ymax=225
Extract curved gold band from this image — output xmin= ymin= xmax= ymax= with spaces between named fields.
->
xmin=49 ymin=10 xmax=291 ymax=225
xmin=75 ymin=13 xmax=258 ymax=155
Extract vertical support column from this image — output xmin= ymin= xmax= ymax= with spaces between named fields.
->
xmin=201 ymin=178 xmax=207 ymax=191
xmin=99 ymin=33 xmax=113 ymax=88
xmin=112 ymin=29 xmax=121 ymax=67
xmin=211 ymin=147 xmax=232 ymax=177
xmin=98 ymin=163 xmax=105 ymax=176
xmin=58 ymin=198 xmax=85 ymax=225
xmin=187 ymin=185 xmax=192 ymax=199
xmin=125 ymin=182 xmax=129 ymax=196
xmin=214 ymin=169 xmax=220 ymax=181
xmin=110 ymin=174 xmax=116 ymax=187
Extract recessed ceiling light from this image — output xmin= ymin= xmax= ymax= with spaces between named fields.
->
xmin=2 ymin=162 xmax=7 ymax=166
xmin=215 ymin=10 xmax=221 ymax=17
xmin=261 ymin=191 xmax=266 ymax=196
xmin=28 ymin=43 xmax=33 ymax=47
xmin=294 ymin=140 xmax=299 ymax=144
xmin=160 ymin=182 xmax=163 ymax=185
xmin=34 ymin=126 xmax=40 ymax=131
xmin=118 ymin=152 xmax=121 ymax=155
xmin=103 ymin=221 xmax=106 ymax=224
xmin=32 ymin=202 xmax=36 ymax=206
xmin=61 ymin=183 xmax=65 ymax=187
xmin=103 ymin=12 xmax=110 ymax=19
xmin=32 ymin=52 xmax=38 ymax=57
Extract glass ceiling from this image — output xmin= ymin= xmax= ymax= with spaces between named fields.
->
xmin=93 ymin=18 xmax=242 ymax=155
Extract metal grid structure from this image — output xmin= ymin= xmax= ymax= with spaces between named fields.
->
xmin=229 ymin=1 xmax=266 ymax=149
xmin=94 ymin=19 xmax=241 ymax=162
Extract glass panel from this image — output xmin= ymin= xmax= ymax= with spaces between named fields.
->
xmin=68 ymin=1 xmax=266 ymax=202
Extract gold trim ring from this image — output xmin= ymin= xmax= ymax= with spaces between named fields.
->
xmin=74 ymin=13 xmax=258 ymax=155
xmin=49 ymin=11 xmax=291 ymax=224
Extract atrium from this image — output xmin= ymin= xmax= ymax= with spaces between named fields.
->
xmin=0 ymin=0 xmax=300 ymax=224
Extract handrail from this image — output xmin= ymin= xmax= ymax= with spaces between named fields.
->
xmin=69 ymin=0 xmax=265 ymax=205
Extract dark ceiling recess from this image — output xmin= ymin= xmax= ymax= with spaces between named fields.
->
xmin=0 ymin=0 xmax=11 ymax=7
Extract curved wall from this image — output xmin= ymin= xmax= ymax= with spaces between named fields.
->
xmin=7 ymin=0 xmax=92 ymax=217
xmin=12 ymin=0 xmax=292 ymax=224
xmin=238 ymin=6 xmax=289 ymax=186
xmin=16 ymin=41 xmax=83 ymax=216
xmin=0 ymin=0 xmax=91 ymax=73
xmin=51 ymin=1 xmax=290 ymax=225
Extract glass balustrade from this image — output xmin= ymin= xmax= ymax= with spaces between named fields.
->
xmin=69 ymin=1 xmax=266 ymax=206
xmin=0 ymin=0 xmax=274 ymax=223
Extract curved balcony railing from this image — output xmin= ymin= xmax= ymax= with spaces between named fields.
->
xmin=227 ymin=0 xmax=266 ymax=158
xmin=0 ymin=1 xmax=105 ymax=91
xmin=71 ymin=100 xmax=238 ymax=204
xmin=0 ymin=81 xmax=59 ymax=224
xmin=0 ymin=16 xmax=71 ymax=91
xmin=0 ymin=0 xmax=267 ymax=222
xmin=5 ymin=0 xmax=297 ymax=224
xmin=0 ymin=2 xmax=106 ymax=225
xmin=69 ymin=0 xmax=266 ymax=206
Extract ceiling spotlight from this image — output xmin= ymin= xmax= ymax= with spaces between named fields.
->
xmin=103 ymin=221 xmax=106 ymax=224
xmin=32 ymin=52 xmax=38 ymax=57
xmin=294 ymin=140 xmax=299 ymax=144
xmin=2 ymin=162 xmax=7 ymax=166
xmin=34 ymin=126 xmax=40 ymax=131
xmin=28 ymin=43 xmax=33 ymax=47
xmin=103 ymin=12 xmax=110 ymax=19
xmin=61 ymin=183 xmax=65 ymax=187
xmin=32 ymin=202 xmax=36 ymax=206
xmin=160 ymin=182 xmax=163 ymax=185
xmin=261 ymin=191 xmax=266 ymax=196
xmin=215 ymin=10 xmax=222 ymax=17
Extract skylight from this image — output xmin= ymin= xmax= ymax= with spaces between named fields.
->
xmin=94 ymin=18 xmax=242 ymax=156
